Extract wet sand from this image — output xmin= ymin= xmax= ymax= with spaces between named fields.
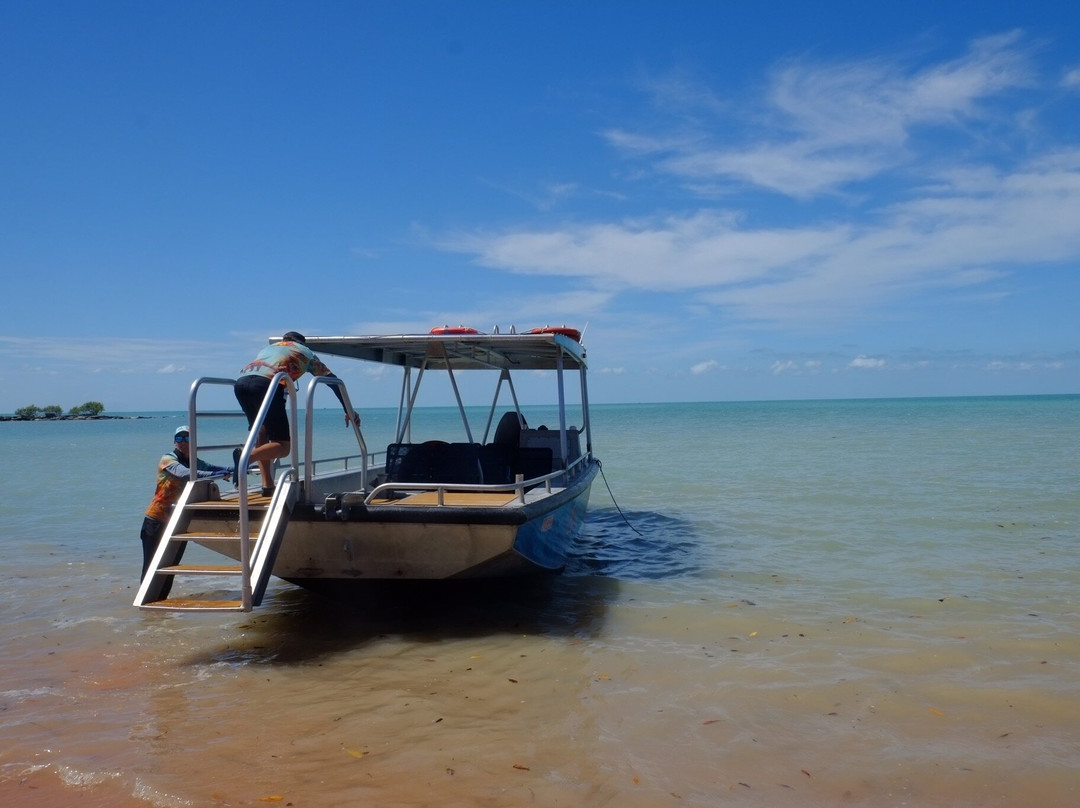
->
xmin=3 ymin=576 xmax=1079 ymax=807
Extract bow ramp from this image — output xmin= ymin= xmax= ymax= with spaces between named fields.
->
xmin=134 ymin=479 xmax=297 ymax=612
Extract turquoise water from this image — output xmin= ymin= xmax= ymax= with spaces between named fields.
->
xmin=1 ymin=396 xmax=1078 ymax=806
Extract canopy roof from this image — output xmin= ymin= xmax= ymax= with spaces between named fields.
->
xmin=288 ymin=331 xmax=588 ymax=372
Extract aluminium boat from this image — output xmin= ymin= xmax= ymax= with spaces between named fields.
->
xmin=135 ymin=326 xmax=598 ymax=612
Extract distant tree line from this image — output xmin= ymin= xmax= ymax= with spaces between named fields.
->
xmin=10 ymin=401 xmax=106 ymax=419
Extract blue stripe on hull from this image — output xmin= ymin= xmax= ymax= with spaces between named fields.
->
xmin=512 ymin=483 xmax=593 ymax=570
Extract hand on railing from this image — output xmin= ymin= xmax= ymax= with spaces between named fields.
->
xmin=346 ymin=410 xmax=360 ymax=427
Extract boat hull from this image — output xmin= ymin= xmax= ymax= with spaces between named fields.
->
xmin=200 ymin=462 xmax=597 ymax=584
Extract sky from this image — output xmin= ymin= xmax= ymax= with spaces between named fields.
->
xmin=2 ymin=0 xmax=1079 ymax=412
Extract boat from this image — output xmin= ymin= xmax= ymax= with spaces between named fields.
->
xmin=134 ymin=326 xmax=599 ymax=612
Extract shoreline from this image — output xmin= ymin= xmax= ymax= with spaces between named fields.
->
xmin=0 ymin=415 xmax=151 ymax=422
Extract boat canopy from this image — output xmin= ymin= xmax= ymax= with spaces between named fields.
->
xmin=291 ymin=332 xmax=588 ymax=372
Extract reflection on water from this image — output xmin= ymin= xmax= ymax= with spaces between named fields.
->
xmin=193 ymin=575 xmax=620 ymax=667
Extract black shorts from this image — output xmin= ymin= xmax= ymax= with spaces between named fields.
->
xmin=234 ymin=374 xmax=291 ymax=442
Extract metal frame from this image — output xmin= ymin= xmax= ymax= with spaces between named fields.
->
xmin=184 ymin=373 xmax=300 ymax=610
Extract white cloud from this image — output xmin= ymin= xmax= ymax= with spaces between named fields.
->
xmin=1062 ymin=67 xmax=1080 ymax=89
xmin=849 ymin=356 xmax=886 ymax=369
xmin=690 ymin=359 xmax=718 ymax=375
xmin=986 ymin=359 xmax=1066 ymax=372
xmin=479 ymin=178 xmax=581 ymax=210
xmin=769 ymin=359 xmax=824 ymax=375
xmin=352 ymin=289 xmax=612 ymax=338
xmin=441 ymin=210 xmax=851 ymax=292
xmin=440 ymin=148 xmax=1080 ymax=328
xmin=429 ymin=30 xmax=1080 ymax=340
xmin=607 ymin=31 xmax=1033 ymax=199
xmin=662 ymin=143 xmax=885 ymax=199
xmin=1 ymin=336 xmax=260 ymax=412
xmin=361 ymin=364 xmax=392 ymax=380
xmin=1 ymin=336 xmax=238 ymax=373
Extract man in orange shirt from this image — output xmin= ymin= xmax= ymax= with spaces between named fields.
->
xmin=139 ymin=426 xmax=232 ymax=596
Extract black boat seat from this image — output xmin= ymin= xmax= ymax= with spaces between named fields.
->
xmin=493 ymin=411 xmax=525 ymax=446
xmin=385 ymin=442 xmax=483 ymax=485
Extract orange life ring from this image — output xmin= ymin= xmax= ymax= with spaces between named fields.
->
xmin=526 ymin=326 xmax=582 ymax=341
xmin=430 ymin=325 xmax=481 ymax=335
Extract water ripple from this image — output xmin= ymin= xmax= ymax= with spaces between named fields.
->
xmin=567 ymin=507 xmax=702 ymax=579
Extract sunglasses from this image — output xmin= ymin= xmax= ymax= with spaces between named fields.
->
xmin=175 ymin=434 xmax=190 ymax=442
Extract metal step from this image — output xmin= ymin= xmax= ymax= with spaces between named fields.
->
xmin=186 ymin=498 xmax=271 ymax=511
xmin=185 ymin=494 xmax=272 ymax=507
xmin=159 ymin=563 xmax=245 ymax=575
xmin=135 ymin=475 xmax=296 ymax=613
xmin=141 ymin=597 xmax=246 ymax=612
xmin=173 ymin=531 xmax=259 ymax=541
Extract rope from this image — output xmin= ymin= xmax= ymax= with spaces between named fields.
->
xmin=597 ymin=460 xmax=643 ymax=536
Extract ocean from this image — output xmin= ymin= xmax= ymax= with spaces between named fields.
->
xmin=1 ymin=396 xmax=1078 ymax=807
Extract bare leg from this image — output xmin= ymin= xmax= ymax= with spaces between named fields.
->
xmin=250 ymin=440 xmax=290 ymax=488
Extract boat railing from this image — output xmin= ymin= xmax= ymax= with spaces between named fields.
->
xmin=188 ymin=373 xmax=300 ymax=489
xmin=364 ymin=451 xmax=594 ymax=506
xmin=308 ymin=449 xmax=386 ymax=477
xmin=187 ymin=374 xmax=379 ymax=504
xmin=303 ymin=375 xmax=370 ymax=499
xmin=185 ymin=377 xmax=249 ymax=464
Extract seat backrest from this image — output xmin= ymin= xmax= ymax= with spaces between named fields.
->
xmin=478 ymin=443 xmax=514 ymax=485
xmin=519 ymin=427 xmax=581 ymax=468
xmin=493 ymin=411 xmax=525 ymax=446
xmin=385 ymin=442 xmax=482 ymax=484
xmin=515 ymin=446 xmax=554 ymax=482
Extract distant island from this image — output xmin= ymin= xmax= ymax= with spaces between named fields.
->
xmin=0 ymin=413 xmax=146 ymax=422
xmin=0 ymin=401 xmax=147 ymax=422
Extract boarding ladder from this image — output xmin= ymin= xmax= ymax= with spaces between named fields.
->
xmin=133 ymin=474 xmax=297 ymax=612
xmin=134 ymin=371 xmax=364 ymax=612
xmin=135 ymin=372 xmax=305 ymax=612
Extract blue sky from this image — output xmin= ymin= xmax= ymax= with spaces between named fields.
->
xmin=2 ymin=1 xmax=1078 ymax=412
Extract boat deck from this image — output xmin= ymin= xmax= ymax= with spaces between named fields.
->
xmin=377 ymin=491 xmax=521 ymax=507
xmin=209 ymin=490 xmax=275 ymax=506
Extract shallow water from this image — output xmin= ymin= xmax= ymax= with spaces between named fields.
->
xmin=1 ymin=397 xmax=1078 ymax=806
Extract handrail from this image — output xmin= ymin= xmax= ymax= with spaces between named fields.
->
xmin=249 ymin=464 xmax=298 ymax=605
xmin=303 ymin=376 xmax=368 ymax=501
xmin=309 ymin=450 xmax=382 ymax=474
xmin=186 ymin=377 xmax=243 ymax=481
xmin=188 ymin=373 xmax=297 ymax=611
xmin=364 ymin=452 xmax=594 ymax=506
xmin=235 ymin=372 xmax=297 ymax=608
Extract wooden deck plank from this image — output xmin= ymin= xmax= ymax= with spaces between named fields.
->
xmin=144 ymin=599 xmax=244 ymax=610
xmin=190 ymin=495 xmax=272 ymax=509
xmin=393 ymin=491 xmax=520 ymax=507
xmin=175 ymin=531 xmax=259 ymax=540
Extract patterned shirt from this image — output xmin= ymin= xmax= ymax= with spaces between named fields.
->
xmin=145 ymin=449 xmax=229 ymax=521
xmin=238 ymin=340 xmax=334 ymax=382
